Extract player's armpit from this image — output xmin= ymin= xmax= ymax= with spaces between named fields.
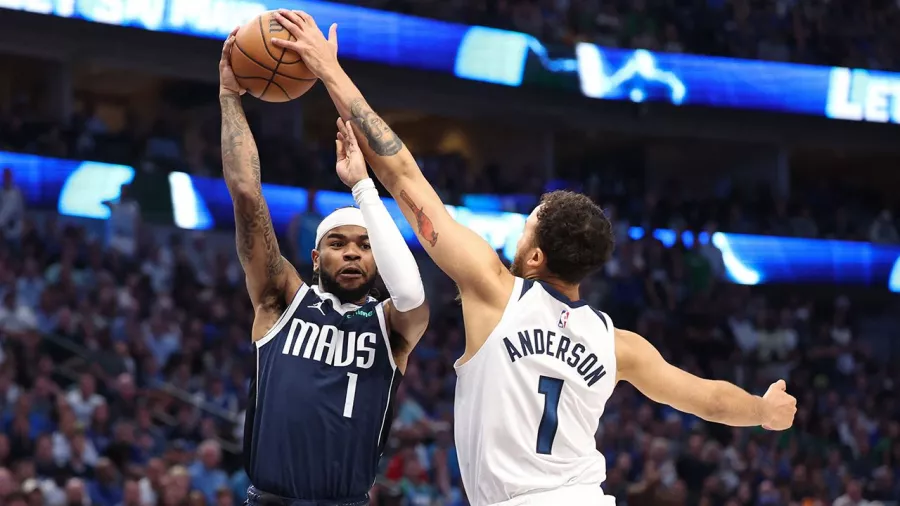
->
xmin=614 ymin=328 xmax=770 ymax=427
xmin=383 ymin=299 xmax=429 ymax=371
xmin=221 ymin=94 xmax=301 ymax=313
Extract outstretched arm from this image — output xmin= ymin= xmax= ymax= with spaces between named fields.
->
xmin=615 ymin=328 xmax=797 ymax=429
xmin=336 ymin=119 xmax=429 ymax=368
xmin=271 ymin=10 xmax=511 ymax=305
xmin=219 ymin=28 xmax=298 ymax=318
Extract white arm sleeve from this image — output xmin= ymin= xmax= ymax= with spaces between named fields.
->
xmin=352 ymin=178 xmax=425 ymax=312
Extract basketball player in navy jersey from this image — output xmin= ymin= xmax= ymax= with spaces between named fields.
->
xmin=273 ymin=12 xmax=797 ymax=506
xmin=219 ymin=28 xmax=429 ymax=505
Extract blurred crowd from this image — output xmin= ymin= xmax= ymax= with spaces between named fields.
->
xmin=0 ymin=148 xmax=898 ymax=505
xmin=344 ymin=0 xmax=900 ymax=70
xmin=2 ymin=101 xmax=898 ymax=246
xmin=1 ymin=2 xmax=900 ymax=500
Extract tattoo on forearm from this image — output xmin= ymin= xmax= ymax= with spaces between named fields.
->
xmin=349 ymin=99 xmax=404 ymax=157
xmin=399 ymin=190 xmax=439 ymax=247
xmin=220 ymin=95 xmax=285 ymax=283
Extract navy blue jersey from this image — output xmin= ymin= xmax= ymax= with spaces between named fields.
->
xmin=244 ymin=284 xmax=401 ymax=501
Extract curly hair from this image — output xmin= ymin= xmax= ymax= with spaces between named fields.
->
xmin=533 ymin=190 xmax=614 ymax=284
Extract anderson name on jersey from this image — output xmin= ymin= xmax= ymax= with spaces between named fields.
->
xmin=501 ymin=325 xmax=610 ymax=388
xmin=454 ymin=277 xmax=617 ymax=506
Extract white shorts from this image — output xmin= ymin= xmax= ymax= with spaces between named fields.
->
xmin=489 ymin=484 xmax=616 ymax=506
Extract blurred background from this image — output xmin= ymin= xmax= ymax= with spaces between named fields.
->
xmin=0 ymin=1 xmax=899 ymax=505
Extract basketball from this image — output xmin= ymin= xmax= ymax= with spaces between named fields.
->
xmin=230 ymin=10 xmax=317 ymax=102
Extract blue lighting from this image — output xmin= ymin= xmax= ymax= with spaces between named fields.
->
xmin=4 ymin=0 xmax=900 ymax=124
xmin=890 ymin=257 xmax=900 ymax=293
xmin=3 ymin=149 xmax=900 ymax=291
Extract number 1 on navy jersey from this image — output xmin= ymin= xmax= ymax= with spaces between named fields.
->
xmin=536 ymin=376 xmax=564 ymax=454
xmin=343 ymin=372 xmax=358 ymax=418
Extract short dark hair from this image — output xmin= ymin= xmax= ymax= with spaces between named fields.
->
xmin=5 ymin=491 xmax=27 ymax=505
xmin=534 ymin=191 xmax=613 ymax=284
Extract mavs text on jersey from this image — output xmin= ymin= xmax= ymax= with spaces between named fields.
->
xmin=454 ymin=278 xmax=617 ymax=506
xmin=244 ymin=284 xmax=400 ymax=502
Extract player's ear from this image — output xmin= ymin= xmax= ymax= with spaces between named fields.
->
xmin=526 ymin=246 xmax=544 ymax=269
xmin=311 ymin=249 xmax=320 ymax=272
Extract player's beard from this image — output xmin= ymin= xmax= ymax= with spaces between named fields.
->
xmin=319 ymin=267 xmax=377 ymax=304
xmin=509 ymin=249 xmax=527 ymax=278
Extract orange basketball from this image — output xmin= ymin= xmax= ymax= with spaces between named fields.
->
xmin=230 ymin=11 xmax=317 ymax=102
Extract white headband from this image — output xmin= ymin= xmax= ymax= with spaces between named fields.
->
xmin=315 ymin=207 xmax=368 ymax=248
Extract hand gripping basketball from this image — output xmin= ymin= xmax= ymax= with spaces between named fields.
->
xmin=270 ymin=9 xmax=340 ymax=82
xmin=228 ymin=11 xmax=318 ymax=102
xmin=219 ymin=27 xmax=246 ymax=97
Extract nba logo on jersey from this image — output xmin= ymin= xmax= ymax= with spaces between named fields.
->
xmin=557 ymin=309 xmax=570 ymax=329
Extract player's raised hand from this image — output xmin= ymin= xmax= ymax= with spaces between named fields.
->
xmin=219 ymin=26 xmax=246 ymax=97
xmin=335 ymin=118 xmax=368 ymax=188
xmin=761 ymin=379 xmax=797 ymax=431
xmin=271 ymin=10 xmax=340 ymax=82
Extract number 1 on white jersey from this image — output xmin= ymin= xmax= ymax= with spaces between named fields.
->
xmin=536 ymin=376 xmax=564 ymax=454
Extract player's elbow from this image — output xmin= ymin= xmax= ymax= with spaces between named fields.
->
xmin=374 ymin=159 xmax=418 ymax=192
xmin=229 ymin=183 xmax=258 ymax=205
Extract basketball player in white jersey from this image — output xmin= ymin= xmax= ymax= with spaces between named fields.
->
xmin=270 ymin=11 xmax=798 ymax=506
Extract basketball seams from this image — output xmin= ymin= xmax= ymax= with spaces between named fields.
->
xmin=234 ymin=41 xmax=277 ymax=72
xmin=257 ymin=15 xmax=280 ymax=62
xmin=260 ymin=33 xmax=289 ymax=100
xmin=267 ymin=79 xmax=293 ymax=101
xmin=277 ymin=33 xmax=303 ymax=65
xmin=233 ymin=41 xmax=316 ymax=81
xmin=231 ymin=73 xmax=292 ymax=102
xmin=233 ymin=12 xmax=317 ymax=101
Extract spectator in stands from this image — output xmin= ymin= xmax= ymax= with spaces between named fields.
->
xmin=87 ymin=457 xmax=123 ymax=506
xmin=64 ymin=477 xmax=90 ymax=506
xmin=287 ymin=188 xmax=322 ymax=274
xmin=189 ymin=439 xmax=228 ymax=504
xmin=139 ymin=457 xmax=165 ymax=505
xmin=66 ymin=373 xmax=105 ymax=426
xmin=120 ymin=479 xmax=141 ymax=506
xmin=869 ymin=210 xmax=899 ymax=244
xmin=5 ymin=490 xmax=28 ymax=506
xmin=103 ymin=182 xmax=141 ymax=258
xmin=0 ymin=168 xmax=24 ymax=245
xmin=0 ymin=289 xmax=37 ymax=335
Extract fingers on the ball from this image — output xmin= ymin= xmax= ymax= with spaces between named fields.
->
xmin=273 ymin=12 xmax=300 ymax=37
xmin=296 ymin=11 xmax=315 ymax=26
xmin=278 ymin=9 xmax=304 ymax=27
xmin=270 ymin=38 xmax=298 ymax=51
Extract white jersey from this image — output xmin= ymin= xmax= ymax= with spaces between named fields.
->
xmin=454 ymin=277 xmax=617 ymax=506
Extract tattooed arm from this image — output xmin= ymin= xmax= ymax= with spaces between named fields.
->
xmin=324 ymin=71 xmax=511 ymax=303
xmin=269 ymin=10 xmax=510 ymax=303
xmin=219 ymin=31 xmax=300 ymax=334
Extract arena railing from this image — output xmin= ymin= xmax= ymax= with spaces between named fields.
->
xmin=41 ymin=331 xmax=243 ymax=455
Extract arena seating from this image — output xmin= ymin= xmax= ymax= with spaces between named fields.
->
xmin=0 ymin=162 xmax=897 ymax=505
